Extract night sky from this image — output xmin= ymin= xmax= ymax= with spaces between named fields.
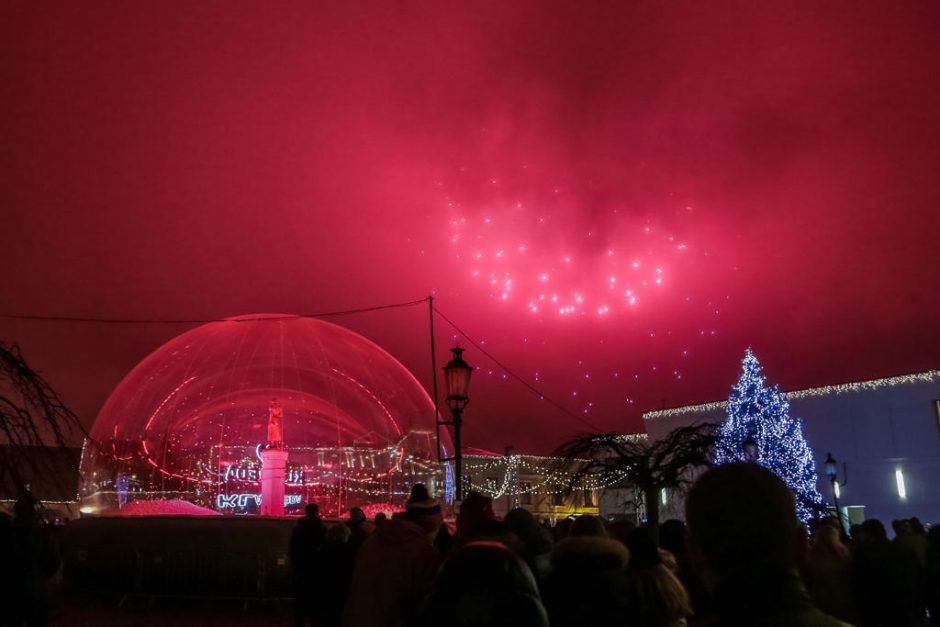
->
xmin=3 ymin=2 xmax=940 ymax=453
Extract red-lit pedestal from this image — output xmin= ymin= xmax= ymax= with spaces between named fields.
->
xmin=259 ymin=448 xmax=289 ymax=516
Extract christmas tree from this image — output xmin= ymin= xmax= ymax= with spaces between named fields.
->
xmin=714 ymin=349 xmax=825 ymax=522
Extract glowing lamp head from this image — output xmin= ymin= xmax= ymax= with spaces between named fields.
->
xmin=824 ymin=452 xmax=838 ymax=482
xmin=443 ymin=345 xmax=472 ymax=412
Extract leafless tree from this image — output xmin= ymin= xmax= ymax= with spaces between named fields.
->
xmin=0 ymin=342 xmax=88 ymax=504
xmin=554 ymin=422 xmax=716 ymax=539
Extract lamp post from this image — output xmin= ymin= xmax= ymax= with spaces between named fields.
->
xmin=742 ymin=433 xmax=759 ymax=462
xmin=824 ymin=452 xmax=847 ymax=532
xmin=441 ymin=345 xmax=472 ymax=501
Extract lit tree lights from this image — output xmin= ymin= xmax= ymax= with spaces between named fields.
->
xmin=714 ymin=349 xmax=825 ymax=522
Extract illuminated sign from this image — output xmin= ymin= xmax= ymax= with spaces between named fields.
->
xmin=220 ymin=464 xmax=305 ymax=484
xmin=216 ymin=493 xmax=303 ymax=509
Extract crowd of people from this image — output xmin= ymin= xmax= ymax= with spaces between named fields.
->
xmin=290 ymin=463 xmax=940 ymax=627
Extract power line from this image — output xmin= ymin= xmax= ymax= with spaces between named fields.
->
xmin=0 ymin=297 xmax=430 ymax=325
xmin=432 ymin=305 xmax=603 ymax=432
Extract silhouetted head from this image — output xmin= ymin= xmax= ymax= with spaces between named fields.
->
xmin=348 ymin=507 xmax=366 ymax=524
xmin=686 ymin=463 xmax=800 ymax=586
xmin=420 ymin=542 xmax=548 ymax=627
xmin=304 ymin=503 xmax=320 ymax=519
xmin=404 ymin=483 xmax=443 ymax=534
xmin=568 ymin=514 xmax=607 ymax=538
xmin=659 ymin=519 xmax=688 ymax=559
xmin=625 ymin=527 xmax=662 ymax=569
xmin=857 ymin=519 xmax=888 ymax=545
xmin=374 ymin=512 xmax=387 ymax=526
xmin=13 ymin=489 xmax=39 ymax=526
xmin=457 ymin=491 xmax=496 ymax=540
xmin=504 ymin=508 xmax=551 ymax=556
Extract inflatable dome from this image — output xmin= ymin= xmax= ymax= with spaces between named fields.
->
xmin=80 ymin=314 xmax=452 ymax=516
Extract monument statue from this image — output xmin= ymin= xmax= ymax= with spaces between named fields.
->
xmin=267 ymin=397 xmax=284 ymax=448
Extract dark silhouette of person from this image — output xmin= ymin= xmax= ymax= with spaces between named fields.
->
xmin=289 ymin=503 xmax=327 ymax=627
xmin=504 ymin=508 xmax=552 ymax=580
xmin=660 ymin=518 xmax=708 ymax=617
xmin=310 ymin=523 xmax=355 ymax=627
xmin=622 ymin=526 xmax=691 ymax=627
xmin=343 ymin=483 xmax=443 ymax=627
xmin=346 ymin=507 xmax=369 ymax=555
xmin=540 ymin=514 xmax=633 ymax=627
xmin=926 ymin=524 xmax=940 ymax=626
xmin=373 ymin=512 xmax=387 ymax=527
xmin=685 ymin=462 xmax=848 ymax=626
xmin=852 ymin=518 xmax=924 ymax=627
xmin=9 ymin=490 xmax=60 ymax=627
xmin=418 ymin=541 xmax=549 ymax=627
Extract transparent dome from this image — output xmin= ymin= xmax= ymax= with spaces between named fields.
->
xmin=81 ymin=314 xmax=451 ymax=516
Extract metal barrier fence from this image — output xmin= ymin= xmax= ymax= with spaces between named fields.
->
xmin=62 ymin=516 xmax=295 ymax=601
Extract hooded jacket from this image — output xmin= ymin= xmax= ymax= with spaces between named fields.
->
xmin=343 ymin=516 xmax=440 ymax=627
xmin=541 ymin=535 xmax=632 ymax=627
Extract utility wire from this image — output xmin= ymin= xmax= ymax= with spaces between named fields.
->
xmin=0 ymin=297 xmax=429 ymax=325
xmin=432 ymin=305 xmax=603 ymax=432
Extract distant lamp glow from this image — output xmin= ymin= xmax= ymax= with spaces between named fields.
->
xmin=660 ymin=489 xmax=667 ymax=505
xmin=79 ymin=506 xmax=94 ymax=515
xmin=824 ymin=452 xmax=838 ymax=482
xmin=895 ymin=468 xmax=907 ymax=499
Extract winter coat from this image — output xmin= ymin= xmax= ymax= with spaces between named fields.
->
xmin=853 ymin=540 xmax=924 ymax=627
xmin=694 ymin=568 xmax=851 ymax=627
xmin=342 ymin=517 xmax=440 ymax=627
xmin=801 ymin=547 xmax=858 ymax=623
xmin=540 ymin=535 xmax=633 ymax=627
xmin=289 ymin=515 xmax=327 ymax=586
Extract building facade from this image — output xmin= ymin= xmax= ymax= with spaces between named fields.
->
xmin=644 ymin=371 xmax=940 ymax=526
xmin=462 ymin=450 xmax=601 ymax=523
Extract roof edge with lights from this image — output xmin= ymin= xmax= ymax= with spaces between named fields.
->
xmin=643 ymin=370 xmax=940 ymax=421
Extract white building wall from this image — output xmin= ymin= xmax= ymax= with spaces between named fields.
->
xmin=643 ymin=373 xmax=940 ymax=528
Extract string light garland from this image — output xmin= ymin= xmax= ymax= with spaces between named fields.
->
xmin=644 ymin=370 xmax=940 ymax=421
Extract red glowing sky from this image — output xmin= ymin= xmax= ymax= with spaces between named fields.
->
xmin=2 ymin=2 xmax=940 ymax=453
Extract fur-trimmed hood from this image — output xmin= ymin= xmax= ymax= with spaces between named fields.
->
xmin=550 ymin=535 xmax=631 ymax=571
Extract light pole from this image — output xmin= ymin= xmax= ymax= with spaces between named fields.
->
xmin=441 ymin=345 xmax=472 ymax=501
xmin=742 ymin=433 xmax=759 ymax=462
xmin=824 ymin=452 xmax=847 ymax=533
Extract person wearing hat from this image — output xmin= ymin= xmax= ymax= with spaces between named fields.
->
xmin=346 ymin=507 xmax=370 ymax=556
xmin=343 ymin=484 xmax=443 ymax=627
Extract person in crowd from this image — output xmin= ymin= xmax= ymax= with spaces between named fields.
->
xmin=895 ymin=517 xmax=928 ymax=568
xmin=622 ymin=527 xmax=692 ymax=627
xmin=926 ymin=524 xmax=940 ymax=626
xmin=310 ymin=523 xmax=356 ymax=627
xmin=9 ymin=490 xmax=60 ymax=627
xmin=346 ymin=507 xmax=370 ymax=555
xmin=801 ymin=524 xmax=857 ymax=623
xmin=374 ymin=512 xmax=387 ymax=527
xmin=456 ymin=491 xmax=506 ymax=545
xmin=852 ymin=518 xmax=924 ymax=627
xmin=685 ymin=462 xmax=849 ymax=626
xmin=418 ymin=541 xmax=549 ymax=627
xmin=659 ymin=518 xmax=709 ymax=616
xmin=343 ymin=484 xmax=443 ymax=627
xmin=540 ymin=514 xmax=633 ymax=627
xmin=504 ymin=508 xmax=553 ymax=580
xmin=290 ymin=503 xmax=327 ymax=627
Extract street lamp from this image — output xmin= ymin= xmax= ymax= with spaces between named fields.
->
xmin=742 ymin=434 xmax=759 ymax=462
xmin=824 ymin=452 xmax=848 ymax=533
xmin=442 ymin=345 xmax=472 ymax=500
